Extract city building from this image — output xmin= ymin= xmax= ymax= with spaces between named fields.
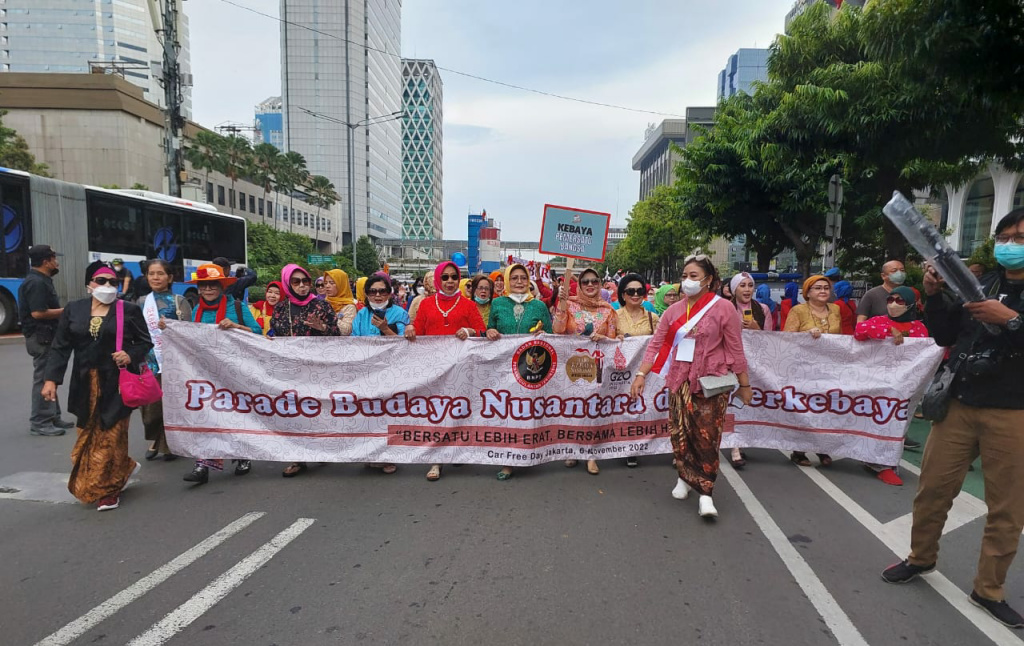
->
xmin=280 ymin=0 xmax=404 ymax=243
xmin=401 ymin=59 xmax=443 ymax=241
xmin=631 ymin=107 xmax=715 ymax=201
xmin=785 ymin=0 xmax=865 ymax=30
xmin=717 ymin=49 xmax=770 ymax=100
xmin=0 ymin=73 xmax=341 ymax=252
xmin=1 ymin=0 xmax=193 ymax=117
xmin=255 ymin=97 xmax=284 ymax=150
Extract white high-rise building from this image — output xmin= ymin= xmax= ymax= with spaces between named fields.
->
xmin=1 ymin=0 xmax=193 ymax=117
xmin=401 ymin=59 xmax=443 ymax=241
xmin=281 ymin=0 xmax=404 ymax=244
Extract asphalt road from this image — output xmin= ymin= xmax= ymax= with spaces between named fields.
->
xmin=0 ymin=341 xmax=1021 ymax=646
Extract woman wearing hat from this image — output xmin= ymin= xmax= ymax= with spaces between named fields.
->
xmin=273 ymin=264 xmax=340 ymax=478
xmin=182 ymin=263 xmax=262 ymax=485
xmin=42 ymin=262 xmax=153 ymax=511
xmin=783 ymin=274 xmax=841 ymax=467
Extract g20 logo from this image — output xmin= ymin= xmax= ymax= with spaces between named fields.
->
xmin=153 ymin=227 xmax=179 ymax=262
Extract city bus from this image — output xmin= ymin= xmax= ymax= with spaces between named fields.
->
xmin=0 ymin=168 xmax=247 ymax=334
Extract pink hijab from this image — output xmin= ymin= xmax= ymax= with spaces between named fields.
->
xmin=281 ymin=264 xmax=316 ymax=307
xmin=434 ymin=262 xmax=462 ymax=302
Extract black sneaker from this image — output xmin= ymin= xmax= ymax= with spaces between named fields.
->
xmin=625 ymin=457 xmax=638 ymax=468
xmin=183 ymin=465 xmax=209 ymax=484
xmin=970 ymin=591 xmax=1024 ymax=628
xmin=881 ymin=559 xmax=935 ymax=584
xmin=234 ymin=460 xmax=251 ymax=476
xmin=904 ymin=437 xmax=922 ymax=450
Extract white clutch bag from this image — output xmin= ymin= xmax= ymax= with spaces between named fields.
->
xmin=698 ymin=373 xmax=739 ymax=397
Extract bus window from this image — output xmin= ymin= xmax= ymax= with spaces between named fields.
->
xmin=182 ymin=211 xmax=245 ymax=265
xmin=0 ymin=174 xmax=31 ymax=279
xmin=88 ymin=195 xmax=143 ymax=256
xmin=141 ymin=204 xmax=185 ymax=283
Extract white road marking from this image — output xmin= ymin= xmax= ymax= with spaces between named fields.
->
xmin=127 ymin=517 xmax=316 ymax=646
xmin=791 ymin=457 xmax=1022 ymax=646
xmin=35 ymin=512 xmax=266 ymax=646
xmin=719 ymin=461 xmax=869 ymax=646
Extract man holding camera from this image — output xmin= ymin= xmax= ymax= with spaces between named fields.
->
xmin=881 ymin=210 xmax=1024 ymax=628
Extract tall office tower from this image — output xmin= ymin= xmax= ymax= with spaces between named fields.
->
xmin=255 ymin=97 xmax=284 ymax=150
xmin=280 ymin=0 xmax=404 ymax=244
xmin=401 ymin=59 xmax=443 ymax=241
xmin=717 ymin=49 xmax=769 ymax=100
xmin=1 ymin=0 xmax=193 ymax=117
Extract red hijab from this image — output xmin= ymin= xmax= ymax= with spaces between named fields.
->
xmin=434 ymin=262 xmax=462 ymax=304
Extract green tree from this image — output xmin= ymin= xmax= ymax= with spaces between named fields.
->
xmin=353 ymin=236 xmax=380 ymax=277
xmin=184 ymin=130 xmax=224 ymax=197
xmin=131 ymin=182 xmax=149 ymax=190
xmin=308 ymin=174 xmax=339 ymax=250
xmin=0 ymin=111 xmax=50 ymax=176
xmin=276 ymin=151 xmax=309 ymax=233
xmin=252 ymin=143 xmax=281 ymax=226
xmin=221 ymin=135 xmax=253 ymax=213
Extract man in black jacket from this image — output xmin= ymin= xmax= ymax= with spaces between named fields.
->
xmin=882 ymin=209 xmax=1024 ymax=628
xmin=213 ymin=257 xmax=257 ymax=301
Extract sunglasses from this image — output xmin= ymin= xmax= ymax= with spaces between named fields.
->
xmin=92 ymin=276 xmax=116 ymax=286
xmin=623 ymin=287 xmax=647 ymax=297
xmin=290 ymin=277 xmax=312 ymax=286
xmin=579 ymin=278 xmax=601 ymax=286
xmin=367 ymin=288 xmax=391 ymax=296
xmin=440 ymin=273 xmax=458 ymax=281
xmin=684 ymin=254 xmax=710 ymax=263
xmin=886 ymin=296 xmax=906 ymax=304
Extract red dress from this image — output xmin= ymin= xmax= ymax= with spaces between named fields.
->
xmin=835 ymin=299 xmax=857 ymax=335
xmin=854 ymin=316 xmax=929 ymax=341
xmin=413 ymin=294 xmax=486 ymax=336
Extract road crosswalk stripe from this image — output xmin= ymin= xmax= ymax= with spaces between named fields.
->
xmin=127 ymin=517 xmax=316 ymax=646
xmin=34 ymin=511 xmax=266 ymax=646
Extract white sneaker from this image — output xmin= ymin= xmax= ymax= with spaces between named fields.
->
xmin=671 ymin=478 xmax=690 ymax=500
xmin=122 ymin=461 xmax=142 ymax=491
xmin=698 ymin=495 xmax=718 ymax=518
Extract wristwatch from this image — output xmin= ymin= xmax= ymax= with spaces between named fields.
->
xmin=1007 ymin=315 xmax=1023 ymax=332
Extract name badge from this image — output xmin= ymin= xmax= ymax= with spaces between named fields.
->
xmin=675 ymin=338 xmax=696 ymax=362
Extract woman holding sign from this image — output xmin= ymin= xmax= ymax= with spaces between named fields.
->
xmin=554 ymin=267 xmax=618 ymax=475
xmin=629 ymin=255 xmax=752 ymax=519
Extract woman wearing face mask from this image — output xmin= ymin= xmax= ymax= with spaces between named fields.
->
xmin=629 ymin=255 xmax=752 ymax=519
xmin=654 ymin=284 xmax=680 ymax=315
xmin=323 ymin=269 xmax=358 ymax=335
xmin=724 ymin=273 xmax=773 ymax=469
xmin=42 ymin=262 xmax=153 ymax=511
xmin=471 ymin=275 xmax=495 ymax=323
xmin=182 ymin=264 xmax=262 ymax=485
xmin=409 ymin=261 xmax=486 ymax=481
xmin=138 ymin=259 xmax=192 ymax=461
xmin=349 ymin=273 xmax=409 ymax=475
xmin=553 ymin=267 xmax=618 ymax=475
xmin=250 ymin=281 xmax=284 ymax=337
xmin=485 ymin=264 xmax=552 ymax=480
xmin=854 ymin=286 xmax=929 ymax=486
xmin=783 ymin=275 xmax=841 ymax=467
xmin=273 ymin=264 xmax=340 ymax=479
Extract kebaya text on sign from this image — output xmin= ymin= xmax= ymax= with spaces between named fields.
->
xmin=539 ymin=204 xmax=612 ymax=262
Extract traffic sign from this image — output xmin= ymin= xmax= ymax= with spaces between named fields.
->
xmin=307 ymin=254 xmax=333 ymax=265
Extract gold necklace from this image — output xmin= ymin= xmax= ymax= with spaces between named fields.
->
xmin=807 ymin=304 xmax=830 ymax=328
xmin=435 ymin=294 xmax=461 ymax=326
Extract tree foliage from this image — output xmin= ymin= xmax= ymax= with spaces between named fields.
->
xmin=0 ymin=110 xmax=50 ymax=176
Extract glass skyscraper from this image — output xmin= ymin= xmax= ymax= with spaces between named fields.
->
xmin=401 ymin=59 xmax=443 ymax=241
xmin=717 ymin=49 xmax=769 ymax=100
xmin=280 ymin=0 xmax=404 ymax=243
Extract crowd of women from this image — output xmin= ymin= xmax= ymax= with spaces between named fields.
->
xmin=39 ymin=254 xmax=926 ymax=516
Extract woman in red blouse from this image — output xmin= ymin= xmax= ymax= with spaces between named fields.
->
xmin=407 ymin=261 xmax=486 ymax=481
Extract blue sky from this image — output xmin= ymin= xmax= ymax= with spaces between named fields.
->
xmin=188 ymin=0 xmax=793 ymax=242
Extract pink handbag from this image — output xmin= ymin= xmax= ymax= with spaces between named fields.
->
xmin=116 ymin=299 xmax=163 ymax=407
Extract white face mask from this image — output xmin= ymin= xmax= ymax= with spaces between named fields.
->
xmin=680 ymin=278 xmax=705 ymax=297
xmin=508 ymin=293 xmax=529 ymax=304
xmin=90 ymin=285 xmax=118 ymax=304
xmin=887 ymin=270 xmax=906 ymax=286
xmin=416 ymin=286 xmax=425 ymax=296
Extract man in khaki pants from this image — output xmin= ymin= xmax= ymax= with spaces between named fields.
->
xmin=881 ymin=209 xmax=1024 ymax=628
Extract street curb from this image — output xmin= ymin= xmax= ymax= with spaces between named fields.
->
xmin=0 ymin=335 xmax=23 ymax=346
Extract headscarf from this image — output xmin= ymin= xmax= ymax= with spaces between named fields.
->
xmin=504 ymin=263 xmax=534 ymax=301
xmin=755 ymin=284 xmax=777 ymax=313
xmin=654 ymin=284 xmax=677 ymax=314
xmin=355 ymin=276 xmax=368 ymax=303
xmin=489 ymin=270 xmax=503 ymax=283
xmin=324 ymin=269 xmax=355 ymax=313
xmin=573 ymin=268 xmax=613 ymax=311
xmin=422 ymin=267 xmax=437 ymax=295
xmin=833 ymin=280 xmax=853 ymax=304
xmin=281 ymin=264 xmax=316 ymax=307
xmin=314 ymin=276 xmax=325 ymax=300
xmin=91 ymin=265 xmax=117 ymax=281
xmin=459 ymin=278 xmax=472 ymax=298
xmin=783 ymin=282 xmax=800 ymax=307
xmin=802 ymin=274 xmax=829 ymax=300
xmin=731 ymin=275 xmax=766 ymax=329
xmin=434 ymin=261 xmax=462 ymax=303
xmin=888 ymin=286 xmax=918 ymax=323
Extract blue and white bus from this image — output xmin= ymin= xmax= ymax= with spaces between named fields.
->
xmin=0 ymin=168 xmax=247 ymax=334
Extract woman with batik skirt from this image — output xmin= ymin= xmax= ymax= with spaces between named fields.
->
xmin=42 ymin=262 xmax=153 ymax=511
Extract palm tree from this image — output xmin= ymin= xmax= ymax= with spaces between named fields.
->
xmin=252 ymin=143 xmax=281 ymax=226
xmin=184 ymin=130 xmax=223 ymax=202
xmin=220 ymin=135 xmax=254 ymax=214
xmin=309 ymin=175 xmax=339 ymax=251
xmin=280 ymin=151 xmax=308 ymax=233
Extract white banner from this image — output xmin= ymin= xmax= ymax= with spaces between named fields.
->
xmin=161 ymin=322 xmax=944 ymax=466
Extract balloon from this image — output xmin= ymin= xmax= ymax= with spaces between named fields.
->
xmin=451 ymin=252 xmax=467 ymax=267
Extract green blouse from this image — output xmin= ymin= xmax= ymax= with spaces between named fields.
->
xmin=488 ymin=297 xmax=553 ymax=335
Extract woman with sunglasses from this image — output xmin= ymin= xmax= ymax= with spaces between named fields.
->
xmin=471 ymin=274 xmax=495 ymax=324
xmin=138 ymin=258 xmax=192 ymax=461
xmin=554 ymin=267 xmax=618 ymax=475
xmin=614 ymin=273 xmax=660 ymax=468
xmin=410 ymin=261 xmax=487 ymax=481
xmin=42 ymin=262 xmax=153 ymax=511
xmin=273 ymin=264 xmax=341 ymax=479
xmin=853 ymin=286 xmax=929 ymax=486
xmin=181 ymin=264 xmax=263 ymax=485
xmin=629 ymin=255 xmax=752 ymax=519
xmin=314 ymin=276 xmax=327 ymax=299
xmin=323 ymin=269 xmax=358 ymax=334
xmin=782 ymin=275 xmax=842 ymax=467
xmin=349 ymin=273 xmax=409 ymax=475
